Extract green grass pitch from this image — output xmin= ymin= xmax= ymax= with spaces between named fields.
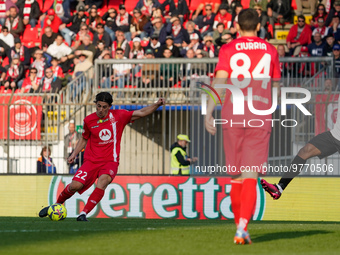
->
xmin=1 ymin=217 xmax=339 ymax=255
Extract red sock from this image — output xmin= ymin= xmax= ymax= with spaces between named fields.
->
xmin=230 ymin=180 xmax=242 ymax=226
xmin=83 ymin=188 xmax=105 ymax=214
xmin=239 ymin=179 xmax=257 ymax=231
xmin=57 ymin=184 xmax=75 ymax=204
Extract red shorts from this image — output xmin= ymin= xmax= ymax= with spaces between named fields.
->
xmin=223 ymin=128 xmax=270 ymax=175
xmin=72 ymin=161 xmax=118 ymax=194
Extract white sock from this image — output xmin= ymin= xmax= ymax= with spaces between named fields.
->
xmin=79 ymin=211 xmax=87 ymax=216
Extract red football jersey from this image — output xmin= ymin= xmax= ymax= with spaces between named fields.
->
xmin=214 ymin=36 xmax=281 ymax=131
xmin=82 ymin=109 xmax=134 ymax=163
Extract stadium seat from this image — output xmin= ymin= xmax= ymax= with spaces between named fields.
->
xmin=36 ymin=0 xmax=54 ymax=13
xmin=293 ymin=15 xmax=313 ymax=24
xmin=21 ymin=25 xmax=41 ymax=48
xmin=125 ymin=0 xmax=139 ymax=13
xmin=292 ymin=0 xmax=297 ymax=10
xmin=104 ymin=0 xmax=123 ymax=10
xmin=2 ymin=57 xmax=9 ymax=67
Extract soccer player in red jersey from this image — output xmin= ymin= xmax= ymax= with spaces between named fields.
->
xmin=205 ymin=9 xmax=281 ymax=244
xmin=39 ymin=92 xmax=165 ymax=221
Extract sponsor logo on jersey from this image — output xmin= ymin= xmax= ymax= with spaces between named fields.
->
xmin=99 ymin=129 xmax=112 ymax=141
xmin=98 ymin=118 xmax=109 ymax=124
xmin=91 ymin=125 xmax=99 ymax=129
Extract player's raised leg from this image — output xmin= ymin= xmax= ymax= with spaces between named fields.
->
xmin=39 ymin=180 xmax=83 ymax=217
xmin=261 ymin=135 xmax=331 ymax=199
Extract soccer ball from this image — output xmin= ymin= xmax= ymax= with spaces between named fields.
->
xmin=47 ymin=203 xmax=67 ymax=221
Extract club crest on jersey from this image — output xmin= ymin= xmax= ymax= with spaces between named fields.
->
xmin=99 ymin=129 xmax=112 ymax=141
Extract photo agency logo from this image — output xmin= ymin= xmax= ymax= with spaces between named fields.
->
xmin=198 ymin=81 xmax=312 ymax=128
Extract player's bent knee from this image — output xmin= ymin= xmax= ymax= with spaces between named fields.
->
xmin=298 ymin=143 xmax=321 ymax=159
xmin=97 ymin=174 xmax=112 ymax=189
xmin=69 ymin=181 xmax=84 ymax=192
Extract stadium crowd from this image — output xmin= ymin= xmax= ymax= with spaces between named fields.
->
xmin=0 ymin=0 xmax=338 ymax=94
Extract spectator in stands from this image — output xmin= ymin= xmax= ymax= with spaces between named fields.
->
xmin=41 ymin=26 xmax=58 ymax=50
xmin=50 ymin=57 xmax=64 ymax=79
xmin=47 ymin=34 xmax=73 ymax=60
xmin=151 ymin=7 xmax=166 ymax=23
xmin=73 ymin=49 xmax=93 ymax=80
xmin=135 ymin=0 xmax=161 ymax=18
xmin=64 ymin=120 xmax=82 ymax=174
xmin=102 ymin=8 xmax=118 ymax=42
xmin=310 ymin=4 xmax=327 ymax=27
xmin=312 ymin=17 xmax=330 ymax=39
xmin=295 ymin=0 xmax=316 ymax=16
xmin=8 ymin=37 xmax=30 ymax=68
xmin=202 ymin=35 xmax=216 ymax=58
xmin=325 ymin=1 xmax=340 ymax=27
xmin=100 ymin=50 xmax=113 ymax=89
xmin=191 ymin=1 xmax=220 ymax=21
xmin=31 ymin=49 xmax=47 ymax=80
xmin=116 ymin=4 xmax=132 ymax=42
xmin=37 ymin=146 xmax=56 ymax=174
xmin=73 ymin=23 xmax=94 ymax=50
xmin=160 ymin=48 xmax=179 ymax=87
xmin=161 ymin=0 xmax=189 ymax=23
xmin=0 ymin=0 xmax=16 ymax=26
xmin=143 ymin=17 xmax=168 ymax=44
xmin=249 ymin=0 xmax=268 ymax=11
xmin=129 ymin=37 xmax=144 ymax=83
xmin=286 ymin=15 xmax=312 ymax=56
xmin=21 ymin=67 xmax=38 ymax=93
xmin=185 ymin=21 xmax=202 ymax=41
xmin=267 ymin=0 xmax=291 ymax=29
xmin=333 ymin=44 xmax=340 ymax=78
xmin=160 ymin=35 xmax=180 ymax=57
xmin=180 ymin=48 xmax=194 ymax=87
xmin=112 ymin=47 xmax=132 ymax=97
xmin=277 ymin=44 xmax=290 ymax=80
xmin=169 ymin=16 xmax=190 ymax=48
xmin=130 ymin=8 xmax=149 ymax=40
xmin=59 ymin=5 xmax=88 ymax=47
xmin=112 ymin=30 xmax=131 ymax=58
xmin=213 ymin=22 xmax=232 ymax=47
xmin=308 ymin=32 xmax=325 ymax=56
xmin=181 ymin=33 xmax=203 ymax=56
xmin=144 ymin=33 xmax=162 ymax=58
xmin=5 ymin=6 xmax=23 ymax=38
xmin=94 ymin=40 xmax=107 ymax=59
xmin=38 ymin=67 xmax=62 ymax=93
xmin=87 ymin=5 xmax=102 ymax=33
xmin=53 ymin=0 xmax=69 ymax=21
xmin=0 ymin=26 xmax=14 ymax=48
xmin=324 ymin=78 xmax=335 ymax=92
xmin=330 ymin=15 xmax=340 ymax=41
xmin=195 ymin=4 xmax=215 ymax=38
xmin=76 ymin=34 xmax=96 ymax=60
xmin=294 ymin=46 xmax=315 ymax=81
xmin=229 ymin=3 xmax=243 ymax=36
xmin=93 ymin=22 xmax=111 ymax=48
xmin=42 ymin=9 xmax=62 ymax=34
xmin=141 ymin=48 xmax=159 ymax=88
xmin=323 ymin=34 xmax=335 ymax=56
xmin=213 ymin=4 xmax=232 ymax=29
xmin=18 ymin=0 xmax=41 ymax=28
xmin=4 ymin=53 xmax=24 ymax=89
xmin=254 ymin=4 xmax=269 ymax=39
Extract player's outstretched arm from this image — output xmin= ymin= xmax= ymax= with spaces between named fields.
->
xmin=67 ymin=136 xmax=88 ymax=164
xmin=131 ymin=98 xmax=165 ymax=121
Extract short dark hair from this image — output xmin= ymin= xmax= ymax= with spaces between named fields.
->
xmin=298 ymin=15 xmax=305 ymax=21
xmin=238 ymin=9 xmax=260 ymax=32
xmin=94 ymin=92 xmax=113 ymax=106
xmin=116 ymin=47 xmax=124 ymax=53
xmin=2 ymin=26 xmax=8 ymax=31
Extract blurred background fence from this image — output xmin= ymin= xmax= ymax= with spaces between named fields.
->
xmin=0 ymin=56 xmax=339 ymax=176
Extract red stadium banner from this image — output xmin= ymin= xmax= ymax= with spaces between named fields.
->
xmin=48 ymin=176 xmax=266 ymax=220
xmin=315 ymin=94 xmax=339 ymax=135
xmin=0 ymin=95 xmax=43 ymax=140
